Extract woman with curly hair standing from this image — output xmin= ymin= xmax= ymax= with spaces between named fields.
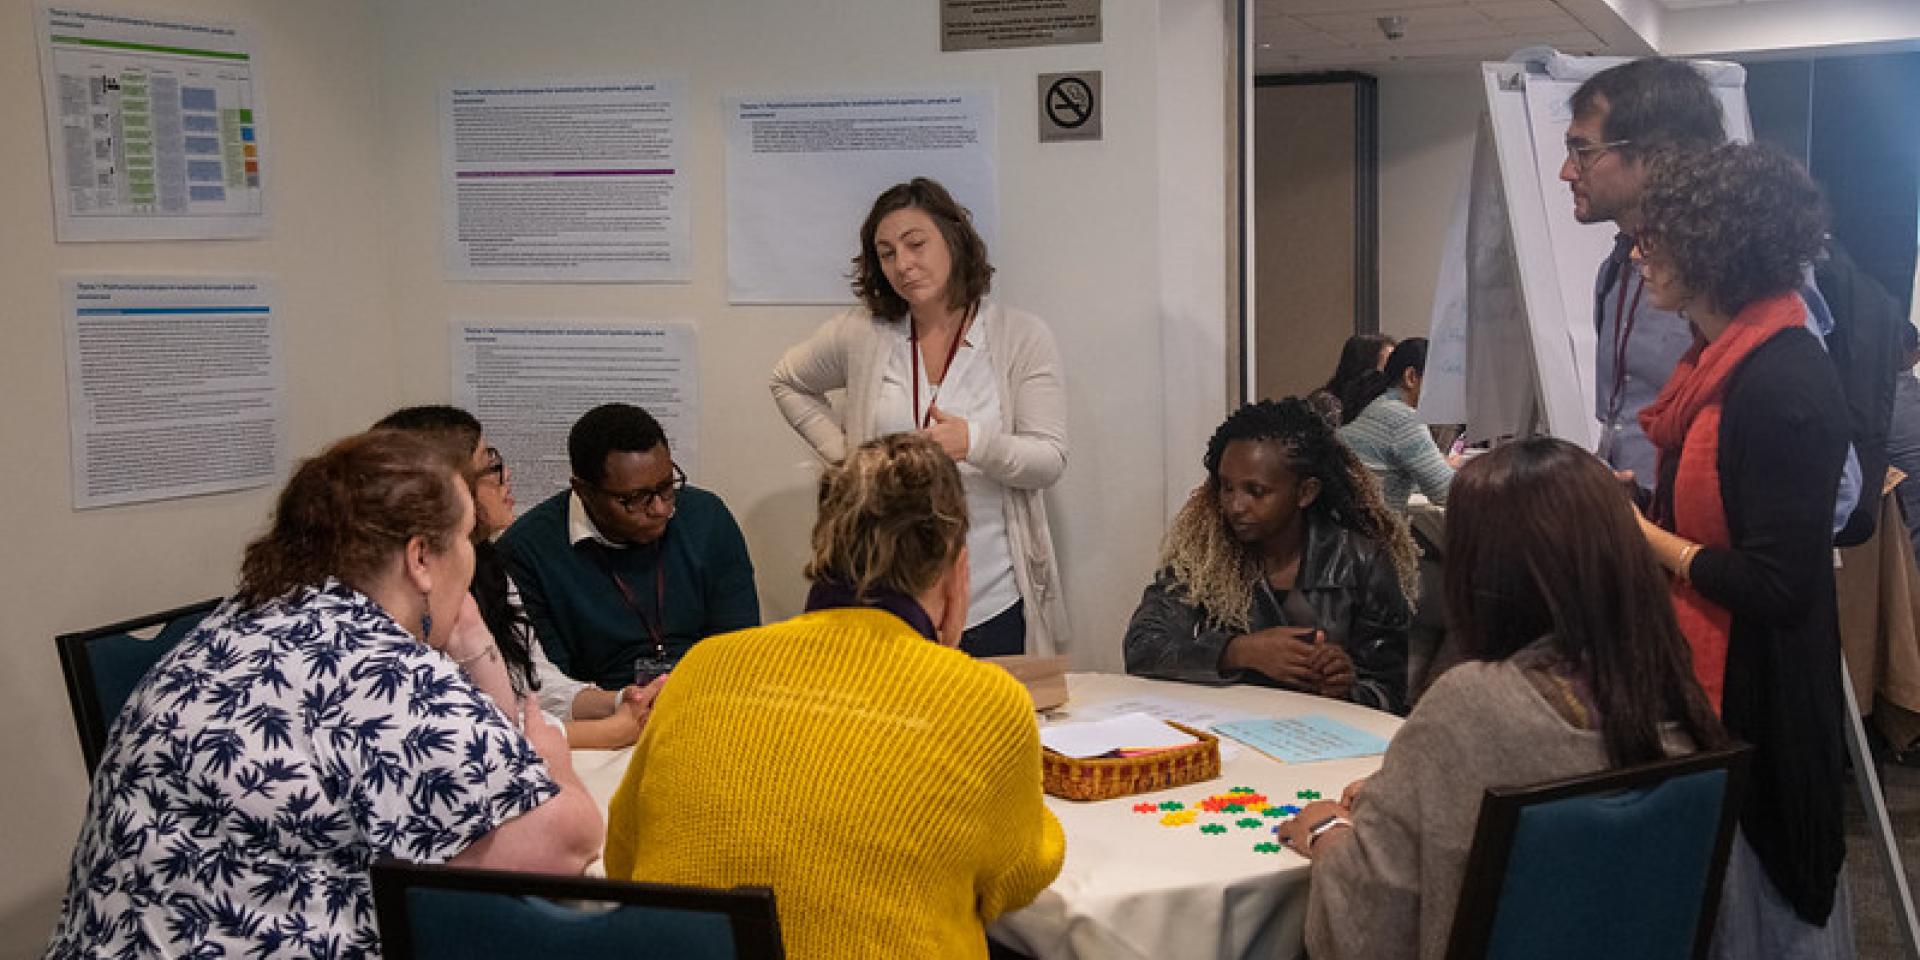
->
xmin=1123 ymin=397 xmax=1417 ymax=714
xmin=1632 ymin=143 xmax=1853 ymax=957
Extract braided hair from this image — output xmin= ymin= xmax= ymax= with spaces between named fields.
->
xmin=1159 ymin=398 xmax=1418 ymax=631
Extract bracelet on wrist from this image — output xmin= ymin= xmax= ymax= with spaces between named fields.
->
xmin=452 ymin=642 xmax=498 ymax=667
xmin=1307 ymin=814 xmax=1352 ymax=852
xmin=1677 ymin=543 xmax=1701 ymax=581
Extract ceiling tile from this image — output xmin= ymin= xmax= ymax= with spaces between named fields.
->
xmin=1259 ymin=0 xmax=1465 ymax=16
xmin=1298 ymin=5 xmax=1492 ymax=33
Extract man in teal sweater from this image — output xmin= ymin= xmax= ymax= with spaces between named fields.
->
xmin=500 ymin=403 xmax=760 ymax=689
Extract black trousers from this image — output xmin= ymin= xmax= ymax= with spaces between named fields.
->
xmin=960 ymin=600 xmax=1026 ymax=657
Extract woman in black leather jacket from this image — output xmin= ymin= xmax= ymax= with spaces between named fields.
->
xmin=1124 ymin=398 xmax=1417 ymax=714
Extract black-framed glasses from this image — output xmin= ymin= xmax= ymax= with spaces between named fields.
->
xmin=477 ymin=446 xmax=506 ymax=482
xmin=590 ymin=463 xmax=686 ymax=513
xmin=1565 ymin=138 xmax=1631 ymax=173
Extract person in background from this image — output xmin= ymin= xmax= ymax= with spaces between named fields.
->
xmin=605 ymin=433 xmax=1063 ymax=959
xmin=1281 ymin=438 xmax=1725 ymax=960
xmin=1632 ymin=143 xmax=1853 ymax=957
xmin=1124 ymin=398 xmax=1416 ymax=714
xmin=1307 ymin=332 xmax=1395 ymax=427
xmin=499 ymin=403 xmax=759 ymax=691
xmin=1886 ymin=322 xmax=1920 ymax=566
xmin=375 ymin=406 xmax=656 ymax=749
xmin=1563 ymin=57 xmax=1894 ymax=544
xmin=771 ymin=176 xmax=1070 ymax=657
xmin=46 ymin=431 xmax=601 ymax=958
xmin=1337 ymin=338 xmax=1459 ymax=510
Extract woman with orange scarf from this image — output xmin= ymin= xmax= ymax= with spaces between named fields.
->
xmin=1633 ymin=143 xmax=1852 ymax=958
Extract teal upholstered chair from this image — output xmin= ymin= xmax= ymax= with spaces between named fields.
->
xmin=371 ymin=860 xmax=784 ymax=960
xmin=55 ymin=598 xmax=221 ymax=774
xmin=1445 ymin=744 xmax=1752 ymax=960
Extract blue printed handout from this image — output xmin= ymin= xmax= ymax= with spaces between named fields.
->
xmin=1211 ymin=715 xmax=1390 ymax=763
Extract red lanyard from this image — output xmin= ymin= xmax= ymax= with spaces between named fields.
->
xmin=1606 ymin=270 xmax=1645 ymax=424
xmin=597 ymin=551 xmax=666 ymax=660
xmin=909 ymin=317 xmax=970 ymax=429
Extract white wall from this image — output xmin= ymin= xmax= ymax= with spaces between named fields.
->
xmin=0 ymin=0 xmax=390 ymax=949
xmin=1376 ymin=67 xmax=1483 ymax=342
xmin=0 ymin=1 xmax=1232 ymax=948
xmin=372 ymin=0 xmax=1202 ymax=672
xmin=1660 ymin=0 xmax=1920 ymax=57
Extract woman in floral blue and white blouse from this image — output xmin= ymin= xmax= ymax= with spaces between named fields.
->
xmin=46 ymin=429 xmax=603 ymax=959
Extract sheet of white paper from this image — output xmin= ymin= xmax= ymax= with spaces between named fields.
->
xmin=724 ymin=91 xmax=996 ymax=303
xmin=1039 ymin=712 xmax=1200 ymax=759
xmin=452 ymin=321 xmax=698 ymax=513
xmin=64 ymin=275 xmax=283 ymax=508
xmin=37 ymin=5 xmax=268 ymax=241
xmin=1420 ymin=172 xmax=1471 ymax=426
xmin=442 ymin=79 xmax=689 ymax=283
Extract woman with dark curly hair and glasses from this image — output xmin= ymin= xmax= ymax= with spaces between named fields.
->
xmin=771 ymin=177 xmax=1069 ymax=658
xmin=1631 ymin=142 xmax=1854 ymax=957
xmin=1123 ymin=397 xmax=1417 ymax=714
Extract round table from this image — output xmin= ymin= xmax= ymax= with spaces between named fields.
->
xmin=571 ymin=672 xmax=1403 ymax=960
xmin=993 ymin=673 xmax=1401 ymax=960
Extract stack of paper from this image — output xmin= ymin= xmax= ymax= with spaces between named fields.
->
xmin=1039 ymin=712 xmax=1199 ymax=759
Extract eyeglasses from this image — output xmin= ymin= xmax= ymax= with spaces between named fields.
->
xmin=1565 ymin=138 xmax=1631 ymax=174
xmin=590 ymin=463 xmax=686 ymax=513
xmin=477 ymin=446 xmax=506 ymax=483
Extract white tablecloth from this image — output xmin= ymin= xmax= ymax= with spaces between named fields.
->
xmin=571 ymin=672 xmax=1403 ymax=960
xmin=991 ymin=673 xmax=1401 ymax=960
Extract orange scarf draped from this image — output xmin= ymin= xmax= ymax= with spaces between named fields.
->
xmin=1638 ymin=292 xmax=1806 ymax=711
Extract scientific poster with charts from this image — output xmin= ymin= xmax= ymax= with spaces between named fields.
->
xmin=63 ymin=276 xmax=283 ymax=508
xmin=36 ymin=6 xmax=267 ymax=241
xmin=452 ymin=321 xmax=698 ymax=511
xmin=442 ymin=80 xmax=689 ymax=283
xmin=725 ymin=91 xmax=997 ymax=303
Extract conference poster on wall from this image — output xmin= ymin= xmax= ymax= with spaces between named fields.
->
xmin=36 ymin=5 xmax=268 ymax=241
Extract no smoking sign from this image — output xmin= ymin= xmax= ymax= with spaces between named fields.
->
xmin=1038 ymin=71 xmax=1101 ymax=142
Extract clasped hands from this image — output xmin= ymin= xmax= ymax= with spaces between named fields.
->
xmin=1226 ymin=626 xmax=1356 ymax=699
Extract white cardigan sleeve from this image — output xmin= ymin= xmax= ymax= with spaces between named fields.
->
xmin=970 ymin=311 xmax=1068 ymax=491
xmin=770 ymin=311 xmax=859 ymax=464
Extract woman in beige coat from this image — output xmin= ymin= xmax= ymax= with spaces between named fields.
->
xmin=771 ymin=177 xmax=1069 ymax=656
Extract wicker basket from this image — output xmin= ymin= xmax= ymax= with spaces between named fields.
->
xmin=1042 ymin=721 xmax=1221 ymax=801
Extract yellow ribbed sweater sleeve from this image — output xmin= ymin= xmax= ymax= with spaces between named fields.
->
xmin=602 ymin=607 xmax=1064 ymax=959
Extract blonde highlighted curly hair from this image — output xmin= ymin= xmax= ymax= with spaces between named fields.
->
xmin=1160 ymin=398 xmax=1418 ymax=632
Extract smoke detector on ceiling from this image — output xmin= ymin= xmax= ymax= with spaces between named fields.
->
xmin=1377 ymin=15 xmax=1407 ymax=41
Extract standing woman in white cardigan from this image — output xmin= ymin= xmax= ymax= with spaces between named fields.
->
xmin=771 ymin=177 xmax=1070 ymax=656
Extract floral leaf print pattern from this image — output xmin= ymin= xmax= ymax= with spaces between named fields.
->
xmin=45 ymin=580 xmax=558 ymax=958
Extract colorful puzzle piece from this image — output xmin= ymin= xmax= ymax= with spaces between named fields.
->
xmin=1158 ymin=801 xmax=1185 ymax=811
xmin=1133 ymin=802 xmax=1159 ymax=814
xmin=1200 ymin=823 xmax=1227 ymax=835
xmin=1159 ymin=810 xmax=1197 ymax=827
xmin=1296 ymin=790 xmax=1322 ymax=800
xmin=1253 ymin=842 xmax=1283 ymax=854
xmin=1261 ymin=807 xmax=1284 ymax=817
xmin=1236 ymin=817 xmax=1265 ymax=829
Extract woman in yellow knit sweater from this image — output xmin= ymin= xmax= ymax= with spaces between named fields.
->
xmin=605 ymin=432 xmax=1064 ymax=958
